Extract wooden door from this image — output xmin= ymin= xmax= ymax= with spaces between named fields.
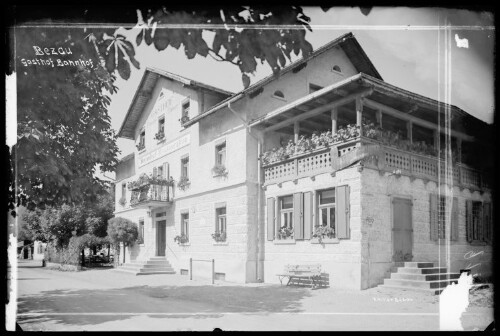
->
xmin=392 ymin=198 xmax=413 ymax=262
xmin=156 ymin=220 xmax=166 ymax=256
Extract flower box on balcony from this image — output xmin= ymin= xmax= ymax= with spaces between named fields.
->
xmin=136 ymin=143 xmax=145 ymax=152
xmin=127 ymin=173 xmax=174 ymax=191
xmin=154 ymin=131 xmax=165 ymax=141
xmin=180 ymin=115 xmax=190 ymax=125
xmin=177 ymin=176 xmax=190 ymax=191
xmin=212 ymin=164 xmax=228 ymax=177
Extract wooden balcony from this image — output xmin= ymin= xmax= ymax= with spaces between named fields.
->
xmin=130 ymin=184 xmax=172 ymax=209
xmin=262 ymin=137 xmax=489 ymax=191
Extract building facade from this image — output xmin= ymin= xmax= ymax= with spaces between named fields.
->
xmin=114 ymin=33 xmax=493 ymax=289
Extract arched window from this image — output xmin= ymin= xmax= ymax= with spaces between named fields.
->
xmin=273 ymin=90 xmax=285 ymax=99
xmin=332 ymin=65 xmax=341 ymax=73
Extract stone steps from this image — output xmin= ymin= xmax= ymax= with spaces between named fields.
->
xmin=114 ymin=257 xmax=176 ymax=275
xmin=379 ymin=261 xmax=460 ymax=295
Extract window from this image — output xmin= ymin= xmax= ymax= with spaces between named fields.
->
xmin=215 ymin=142 xmax=226 ymax=166
xmin=181 ymin=212 xmax=189 ymax=241
xmin=182 ymin=100 xmax=190 ymax=118
xmin=279 ymin=195 xmax=294 ymax=231
xmin=273 ymin=90 xmax=285 ymax=99
xmin=121 ymin=183 xmax=126 ymax=198
xmin=466 ymin=200 xmax=492 ymax=244
xmin=37 ymin=243 xmax=44 ymax=254
xmin=156 ymin=212 xmax=167 ymax=218
xmin=318 ymin=189 xmax=336 ymax=236
xmin=332 ymin=65 xmax=341 ymax=73
xmin=216 ymin=207 xmax=227 ymax=234
xmin=157 ymin=165 xmax=163 ymax=178
xmin=309 ymin=83 xmax=323 ymax=93
xmin=158 ymin=117 xmax=165 ymax=137
xmin=138 ymin=219 xmax=144 ymax=244
xmin=138 ymin=129 xmax=146 ymax=150
xmin=181 ymin=156 xmax=189 ymax=179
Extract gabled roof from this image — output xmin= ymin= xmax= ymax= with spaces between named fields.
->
xmin=117 ymin=67 xmax=233 ymax=139
xmin=183 ymin=32 xmax=382 ymax=127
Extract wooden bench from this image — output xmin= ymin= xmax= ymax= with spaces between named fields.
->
xmin=277 ymin=264 xmax=322 ymax=288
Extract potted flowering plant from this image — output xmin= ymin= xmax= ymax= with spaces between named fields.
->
xmin=118 ymin=196 xmax=126 ymax=207
xmin=136 ymin=142 xmax=145 ymax=151
xmin=211 ymin=232 xmax=227 ymax=242
xmin=174 ymin=234 xmax=189 ymax=244
xmin=180 ymin=115 xmax=190 ymax=124
xmin=212 ymin=164 xmax=228 ymax=177
xmin=154 ymin=131 xmax=165 ymax=141
xmin=177 ymin=176 xmax=190 ymax=191
xmin=277 ymin=225 xmax=294 ymax=240
xmin=312 ymin=225 xmax=335 ymax=243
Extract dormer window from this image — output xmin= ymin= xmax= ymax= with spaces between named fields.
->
xmin=272 ymin=90 xmax=285 ymax=100
xmin=332 ymin=65 xmax=342 ymax=73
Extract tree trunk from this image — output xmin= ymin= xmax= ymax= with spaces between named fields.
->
xmin=123 ymin=244 xmax=126 ymax=264
xmin=81 ymin=249 xmax=85 ymax=267
xmin=107 ymin=244 xmax=110 ymax=260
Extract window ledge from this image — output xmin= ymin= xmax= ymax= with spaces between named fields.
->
xmin=212 ymin=172 xmax=228 ymax=178
xmin=138 ymin=148 xmax=146 ymax=154
xmin=331 ymin=69 xmax=344 ymax=76
xmin=311 ymin=238 xmax=339 ymax=244
xmin=178 ymin=242 xmax=191 ymax=246
xmin=156 ymin=138 xmax=166 ymax=145
xmin=213 ymin=242 xmax=228 ymax=246
xmin=273 ymin=239 xmax=296 ymax=245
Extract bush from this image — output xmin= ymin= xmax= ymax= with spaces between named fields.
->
xmin=107 ymin=217 xmax=139 ymax=246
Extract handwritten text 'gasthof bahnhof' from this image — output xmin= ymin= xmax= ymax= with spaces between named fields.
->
xmin=20 ymin=46 xmax=94 ymax=68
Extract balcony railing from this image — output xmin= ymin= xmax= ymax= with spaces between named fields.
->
xmin=262 ymin=137 xmax=489 ymax=191
xmin=130 ymin=184 xmax=171 ymax=208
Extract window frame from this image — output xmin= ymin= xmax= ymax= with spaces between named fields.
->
xmin=317 ymin=188 xmax=336 ymax=234
xmin=467 ymin=200 xmax=490 ymax=245
xmin=158 ymin=117 xmax=165 ymax=135
xmin=181 ymin=100 xmax=190 ymax=118
xmin=139 ymin=129 xmax=146 ymax=147
xmin=437 ymin=195 xmax=447 ymax=240
xmin=181 ymin=155 xmax=189 ymax=180
xmin=279 ymin=195 xmax=294 ymax=231
xmin=215 ymin=142 xmax=226 ymax=166
xmin=181 ymin=212 xmax=189 ymax=241
xmin=215 ymin=207 xmax=227 ymax=234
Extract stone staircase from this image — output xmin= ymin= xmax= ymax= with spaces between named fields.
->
xmin=379 ymin=261 xmax=461 ymax=295
xmin=114 ymin=256 xmax=175 ymax=275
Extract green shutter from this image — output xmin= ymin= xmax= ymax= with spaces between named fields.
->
xmin=303 ymin=192 xmax=313 ymax=240
xmin=466 ymin=200 xmax=473 ymax=242
xmin=451 ymin=197 xmax=459 ymax=241
xmin=483 ymin=202 xmax=492 ymax=244
xmin=429 ymin=194 xmax=438 ymax=241
xmin=335 ymin=185 xmax=350 ymax=239
xmin=293 ymin=193 xmax=304 ymax=240
xmin=267 ymin=198 xmax=275 ymax=241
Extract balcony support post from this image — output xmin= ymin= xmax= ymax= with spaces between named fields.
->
xmin=294 ymin=121 xmax=300 ymax=143
xmin=407 ymin=121 xmax=413 ymax=144
xmin=331 ymin=108 xmax=338 ymax=135
xmin=356 ymin=97 xmax=363 ymax=136
xmin=376 ymin=109 xmax=382 ymax=128
xmin=457 ymin=138 xmax=462 ymax=163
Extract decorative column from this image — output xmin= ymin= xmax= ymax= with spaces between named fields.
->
xmin=331 ymin=108 xmax=338 ymax=135
xmin=356 ymin=97 xmax=363 ymax=136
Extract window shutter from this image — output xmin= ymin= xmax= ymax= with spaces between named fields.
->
xmin=451 ymin=197 xmax=459 ymax=241
xmin=483 ymin=202 xmax=492 ymax=243
xmin=153 ymin=167 xmax=158 ymax=178
xmin=293 ymin=193 xmax=304 ymax=240
xmin=466 ymin=200 xmax=473 ymax=242
xmin=335 ymin=185 xmax=350 ymax=239
xmin=163 ymin=162 xmax=169 ymax=178
xmin=303 ymin=192 xmax=313 ymax=240
xmin=267 ymin=198 xmax=275 ymax=241
xmin=429 ymin=194 xmax=438 ymax=241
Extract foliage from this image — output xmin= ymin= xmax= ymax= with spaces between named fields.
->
xmin=136 ymin=142 xmax=146 ymax=151
xmin=312 ymin=225 xmax=335 ymax=243
xmin=260 ymin=124 xmax=361 ymax=165
xmin=107 ymin=217 xmax=139 ymax=246
xmin=211 ymin=231 xmax=227 ymax=242
xmin=277 ymin=225 xmax=294 ymax=240
xmin=128 ymin=173 xmax=174 ymax=190
xmin=10 ymin=27 xmax=119 ymax=213
xmin=177 ymin=176 xmax=191 ymax=191
xmin=154 ymin=131 xmax=165 ymax=140
xmin=174 ymin=234 xmax=189 ymax=244
xmin=212 ymin=164 xmax=228 ymax=177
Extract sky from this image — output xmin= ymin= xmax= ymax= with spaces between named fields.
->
xmin=104 ymin=7 xmax=495 ymax=161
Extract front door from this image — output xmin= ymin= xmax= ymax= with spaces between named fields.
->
xmin=392 ymin=198 xmax=413 ymax=262
xmin=156 ymin=220 xmax=166 ymax=256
